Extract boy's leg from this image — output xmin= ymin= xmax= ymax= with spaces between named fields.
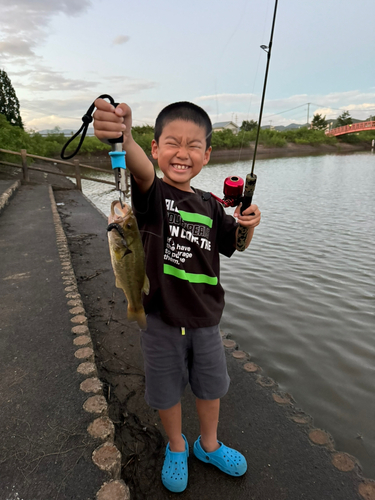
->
xmin=159 ymin=402 xmax=186 ymax=452
xmin=196 ymin=398 xmax=220 ymax=452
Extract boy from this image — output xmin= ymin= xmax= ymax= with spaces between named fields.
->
xmin=93 ymin=99 xmax=261 ymax=493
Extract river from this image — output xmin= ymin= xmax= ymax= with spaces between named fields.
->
xmin=79 ymin=152 xmax=375 ymax=479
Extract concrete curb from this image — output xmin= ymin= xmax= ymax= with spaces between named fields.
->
xmin=0 ymin=180 xmax=21 ymax=214
xmin=48 ymin=186 xmax=131 ymax=500
xmin=220 ymin=330 xmax=375 ymax=499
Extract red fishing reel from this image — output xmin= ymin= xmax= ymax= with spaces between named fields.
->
xmin=211 ymin=176 xmax=244 ymax=208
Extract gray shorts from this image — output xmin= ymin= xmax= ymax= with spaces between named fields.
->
xmin=140 ymin=313 xmax=230 ymax=410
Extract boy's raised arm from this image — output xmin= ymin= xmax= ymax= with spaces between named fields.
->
xmin=93 ymin=98 xmax=154 ymax=193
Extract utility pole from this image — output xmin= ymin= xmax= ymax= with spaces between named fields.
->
xmin=307 ymin=103 xmax=310 ymax=128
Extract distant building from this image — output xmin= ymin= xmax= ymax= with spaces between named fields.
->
xmin=212 ymin=121 xmax=239 ymax=134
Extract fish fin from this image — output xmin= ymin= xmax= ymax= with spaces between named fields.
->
xmin=122 ymin=246 xmax=132 ymax=258
xmin=115 ymin=278 xmax=122 ymax=289
xmin=143 ymin=275 xmax=150 ymax=295
xmin=127 ymin=306 xmax=147 ymax=330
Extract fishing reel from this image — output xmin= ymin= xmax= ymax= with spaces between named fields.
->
xmin=211 ymin=176 xmax=245 ymax=208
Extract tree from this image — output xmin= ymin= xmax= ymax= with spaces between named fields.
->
xmin=336 ymin=110 xmax=352 ymax=127
xmin=240 ymin=119 xmax=257 ymax=132
xmin=311 ymin=113 xmax=327 ymax=130
xmin=0 ymin=69 xmax=24 ymax=129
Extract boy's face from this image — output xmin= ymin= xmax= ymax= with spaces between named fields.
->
xmin=151 ymin=119 xmax=211 ymax=192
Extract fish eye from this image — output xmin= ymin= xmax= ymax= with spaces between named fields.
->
xmin=126 ymin=223 xmax=132 ymax=229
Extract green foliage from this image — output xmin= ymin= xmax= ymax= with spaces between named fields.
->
xmin=132 ymin=125 xmax=154 ymax=134
xmin=338 ymin=130 xmax=375 ymax=144
xmin=283 ymin=127 xmax=337 ymax=145
xmin=336 ymin=110 xmax=353 ymax=127
xmin=240 ymin=120 xmax=257 ymax=132
xmin=211 ymin=129 xmax=244 ymax=149
xmin=0 ymin=70 xmax=23 ymax=129
xmin=1 ymin=113 xmax=372 ymax=164
xmin=311 ymin=113 xmax=327 ymax=130
xmin=0 ymin=118 xmax=112 ymax=161
xmin=210 ymin=128 xmax=288 ymax=149
xmin=258 ymin=129 xmax=287 ymax=147
xmin=131 ymin=126 xmax=154 ymax=155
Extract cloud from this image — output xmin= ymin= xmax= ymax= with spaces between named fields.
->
xmin=197 ymin=93 xmax=256 ymax=103
xmin=0 ymin=0 xmax=92 ymax=34
xmin=20 ymin=95 xmax=164 ymax=131
xmin=104 ymin=75 xmax=158 ymax=94
xmin=15 ymin=68 xmax=100 ymax=92
xmin=0 ymin=0 xmax=92 ymax=61
xmin=20 ymin=88 xmax=375 ymax=132
xmin=0 ymin=39 xmax=38 ymax=58
xmin=112 ymin=36 xmax=130 ymax=46
xmin=195 ymin=90 xmax=375 ymax=126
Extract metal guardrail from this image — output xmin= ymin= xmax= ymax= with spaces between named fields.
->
xmin=0 ymin=148 xmax=123 ymax=191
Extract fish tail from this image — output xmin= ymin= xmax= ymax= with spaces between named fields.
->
xmin=127 ymin=305 xmax=147 ymax=330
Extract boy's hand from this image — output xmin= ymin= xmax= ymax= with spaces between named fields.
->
xmin=93 ymin=98 xmax=132 ymax=144
xmin=234 ymin=204 xmax=261 ymax=228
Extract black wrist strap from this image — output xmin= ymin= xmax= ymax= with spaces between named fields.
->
xmin=60 ymin=94 xmax=116 ymax=160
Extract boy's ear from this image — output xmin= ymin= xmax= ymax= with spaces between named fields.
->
xmin=151 ymin=139 xmax=158 ymax=159
xmin=203 ymin=146 xmax=212 ymax=165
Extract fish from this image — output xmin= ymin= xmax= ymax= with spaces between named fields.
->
xmin=107 ymin=200 xmax=149 ymax=329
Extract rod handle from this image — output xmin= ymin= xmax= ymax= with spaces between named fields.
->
xmin=108 ymin=102 xmax=124 ymax=144
xmin=240 ymin=173 xmax=257 ymax=214
xmin=236 ymin=173 xmax=257 ymax=252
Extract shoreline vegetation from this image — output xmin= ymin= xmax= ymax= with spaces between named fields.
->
xmin=0 ymin=114 xmax=373 ymax=167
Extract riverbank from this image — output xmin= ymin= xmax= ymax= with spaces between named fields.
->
xmin=73 ymin=141 xmax=369 ymax=168
xmin=209 ymin=141 xmax=369 ymax=161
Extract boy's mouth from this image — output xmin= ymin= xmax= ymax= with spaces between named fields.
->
xmin=171 ymin=163 xmax=191 ymax=170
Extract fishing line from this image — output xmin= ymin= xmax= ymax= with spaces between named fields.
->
xmin=210 ymin=0 xmax=250 ymax=123
xmin=237 ymin=0 xmax=272 ymax=160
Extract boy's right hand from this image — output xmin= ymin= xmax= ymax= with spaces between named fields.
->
xmin=93 ymin=98 xmax=132 ymax=144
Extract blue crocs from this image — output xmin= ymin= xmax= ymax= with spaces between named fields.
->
xmin=161 ymin=434 xmax=189 ymax=493
xmin=193 ymin=435 xmax=247 ymax=477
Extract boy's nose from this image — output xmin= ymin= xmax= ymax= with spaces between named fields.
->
xmin=176 ymin=146 xmax=189 ymax=159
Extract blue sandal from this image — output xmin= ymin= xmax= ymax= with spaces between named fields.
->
xmin=193 ymin=435 xmax=247 ymax=476
xmin=161 ymin=434 xmax=189 ymax=493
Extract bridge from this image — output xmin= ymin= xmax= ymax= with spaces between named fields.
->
xmin=326 ymin=120 xmax=375 ymax=136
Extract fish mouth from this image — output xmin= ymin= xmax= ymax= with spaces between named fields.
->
xmin=107 ymin=223 xmax=125 ymax=238
xmin=107 ymin=223 xmax=132 ymax=256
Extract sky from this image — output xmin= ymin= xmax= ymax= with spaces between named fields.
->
xmin=1 ymin=0 xmax=374 ymax=132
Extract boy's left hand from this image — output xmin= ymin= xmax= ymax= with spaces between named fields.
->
xmin=234 ymin=204 xmax=261 ymax=229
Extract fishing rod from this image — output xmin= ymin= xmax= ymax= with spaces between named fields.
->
xmin=60 ymin=94 xmax=127 ymax=205
xmin=212 ymin=0 xmax=278 ymax=250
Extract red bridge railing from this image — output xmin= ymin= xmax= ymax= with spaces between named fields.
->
xmin=326 ymin=120 xmax=375 ymax=136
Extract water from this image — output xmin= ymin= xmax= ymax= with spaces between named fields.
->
xmin=79 ymin=152 xmax=375 ymax=478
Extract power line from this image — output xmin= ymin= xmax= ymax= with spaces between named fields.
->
xmin=264 ymin=103 xmax=307 ymax=118
xmin=264 ymin=102 xmax=375 ymax=119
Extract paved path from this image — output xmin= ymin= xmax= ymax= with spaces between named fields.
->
xmin=0 ymin=165 xmax=373 ymax=500
xmin=0 ymin=167 xmax=128 ymax=499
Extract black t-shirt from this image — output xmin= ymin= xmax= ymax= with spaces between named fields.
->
xmin=131 ymin=174 xmax=238 ymax=328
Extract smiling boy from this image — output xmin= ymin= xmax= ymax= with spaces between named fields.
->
xmin=94 ymin=99 xmax=261 ymax=493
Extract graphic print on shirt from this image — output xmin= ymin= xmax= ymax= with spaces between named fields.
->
xmin=163 ymin=198 xmax=218 ymax=285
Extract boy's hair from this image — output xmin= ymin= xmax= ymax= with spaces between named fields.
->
xmin=154 ymin=101 xmax=212 ymax=149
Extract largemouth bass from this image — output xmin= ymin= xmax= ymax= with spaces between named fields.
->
xmin=107 ymin=201 xmax=149 ymax=329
